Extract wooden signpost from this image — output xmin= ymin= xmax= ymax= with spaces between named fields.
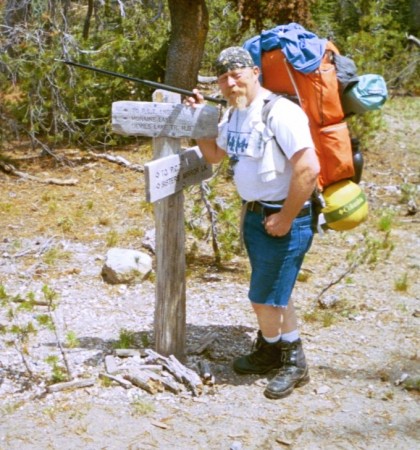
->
xmin=143 ymin=147 xmax=212 ymax=203
xmin=112 ymin=91 xmax=219 ymax=359
xmin=112 ymin=100 xmax=219 ymax=139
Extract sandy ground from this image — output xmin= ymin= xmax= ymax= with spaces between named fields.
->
xmin=0 ymin=97 xmax=419 ymax=449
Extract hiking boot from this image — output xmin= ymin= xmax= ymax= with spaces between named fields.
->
xmin=264 ymin=339 xmax=310 ymax=399
xmin=233 ymin=331 xmax=283 ymax=374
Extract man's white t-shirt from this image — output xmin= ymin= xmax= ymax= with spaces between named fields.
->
xmin=216 ymin=92 xmax=314 ymax=201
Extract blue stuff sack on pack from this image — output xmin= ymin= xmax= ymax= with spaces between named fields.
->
xmin=341 ymin=74 xmax=388 ymax=115
xmin=342 ymin=74 xmax=388 ymax=114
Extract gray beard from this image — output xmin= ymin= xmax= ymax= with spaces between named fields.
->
xmin=230 ymin=94 xmax=248 ymax=110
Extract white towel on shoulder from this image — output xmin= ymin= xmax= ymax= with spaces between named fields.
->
xmin=258 ymin=132 xmax=286 ymax=182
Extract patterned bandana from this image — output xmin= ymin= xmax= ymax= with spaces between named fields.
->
xmin=215 ymin=47 xmax=255 ymax=77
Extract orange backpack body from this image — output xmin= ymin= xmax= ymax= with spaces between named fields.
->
xmin=249 ymin=33 xmax=355 ymax=190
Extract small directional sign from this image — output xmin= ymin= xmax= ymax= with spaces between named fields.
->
xmin=113 ymin=90 xmax=219 ymax=358
xmin=144 ymin=147 xmax=212 ymax=203
xmin=112 ymin=101 xmax=219 ymax=139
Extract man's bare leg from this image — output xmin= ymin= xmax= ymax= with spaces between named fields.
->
xmin=251 ymin=300 xmax=298 ymax=339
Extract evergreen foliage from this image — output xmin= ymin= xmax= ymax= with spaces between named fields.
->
xmin=311 ymin=0 xmax=419 ymax=92
xmin=0 ymin=1 xmax=170 ymax=148
xmin=0 ymin=0 xmax=418 ymax=151
xmin=236 ymin=0 xmax=314 ymax=32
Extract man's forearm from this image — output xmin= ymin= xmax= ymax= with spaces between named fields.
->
xmin=282 ymin=166 xmax=317 ymax=219
xmin=196 ymin=138 xmax=226 ymax=164
xmin=264 ymin=148 xmax=319 ymax=236
xmin=281 ymin=149 xmax=319 ymax=220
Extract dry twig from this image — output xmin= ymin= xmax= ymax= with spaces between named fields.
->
xmin=88 ymin=151 xmax=143 ymax=172
xmin=0 ymin=160 xmax=78 ymax=185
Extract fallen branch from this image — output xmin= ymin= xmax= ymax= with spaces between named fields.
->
xmin=8 ymin=237 xmax=55 ymax=259
xmin=197 ymin=360 xmax=215 ymax=386
xmin=159 ymin=372 xmax=182 ymax=394
xmin=124 ymin=370 xmax=163 ymax=395
xmin=316 ymin=262 xmax=358 ymax=304
xmin=88 ymin=151 xmax=143 ymax=172
xmin=47 ymin=378 xmax=95 ymax=393
xmin=114 ymin=349 xmax=142 ymax=358
xmin=11 ymin=297 xmax=49 ymax=307
xmin=99 ymin=372 xmax=132 ymax=389
xmin=0 ymin=160 xmax=78 ymax=185
xmin=200 ymin=182 xmax=221 ymax=265
xmin=144 ymin=349 xmax=203 ymax=396
xmin=189 ymin=331 xmax=218 ymax=354
xmin=407 ymin=34 xmax=420 ymax=48
xmin=105 ymin=355 xmax=120 ymax=375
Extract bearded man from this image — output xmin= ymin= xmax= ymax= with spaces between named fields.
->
xmin=186 ymin=47 xmax=319 ymax=399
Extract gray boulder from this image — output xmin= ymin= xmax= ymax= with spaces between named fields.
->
xmin=101 ymin=248 xmax=152 ymax=284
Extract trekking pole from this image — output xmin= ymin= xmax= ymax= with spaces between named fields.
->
xmin=56 ymin=60 xmax=226 ymax=105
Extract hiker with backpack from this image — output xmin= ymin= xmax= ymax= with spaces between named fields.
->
xmin=185 ymin=46 xmax=319 ymax=399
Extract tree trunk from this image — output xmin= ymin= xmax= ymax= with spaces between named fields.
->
xmin=83 ymin=0 xmax=94 ymax=40
xmin=165 ymin=0 xmax=209 ymax=90
xmin=410 ymin=0 xmax=420 ymax=34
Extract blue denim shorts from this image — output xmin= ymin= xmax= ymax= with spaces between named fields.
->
xmin=243 ymin=208 xmax=314 ymax=307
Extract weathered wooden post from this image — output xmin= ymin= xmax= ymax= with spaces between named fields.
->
xmin=112 ymin=91 xmax=219 ymax=359
xmin=152 ymin=90 xmax=186 ymax=360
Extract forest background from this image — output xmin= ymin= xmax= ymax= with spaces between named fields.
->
xmin=0 ymin=0 xmax=419 ymax=156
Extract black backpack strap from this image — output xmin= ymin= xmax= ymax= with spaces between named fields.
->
xmin=227 ymin=106 xmax=234 ymax=123
xmin=262 ymin=92 xmax=300 ymax=123
xmin=261 ymin=93 xmax=287 ymax=156
xmin=262 ymin=93 xmax=282 ymax=125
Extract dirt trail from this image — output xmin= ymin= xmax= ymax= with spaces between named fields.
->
xmin=0 ymin=98 xmax=419 ymax=449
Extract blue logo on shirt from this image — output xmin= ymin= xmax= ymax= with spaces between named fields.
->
xmin=227 ymin=131 xmax=249 ymax=155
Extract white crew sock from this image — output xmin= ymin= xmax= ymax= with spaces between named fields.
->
xmin=281 ymin=330 xmax=300 ymax=342
xmin=263 ymin=334 xmax=282 ymax=344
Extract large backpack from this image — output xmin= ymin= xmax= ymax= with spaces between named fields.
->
xmin=243 ymin=23 xmax=386 ymax=191
xmin=260 ymin=93 xmax=369 ymax=232
xmin=243 ymin=23 xmax=382 ymax=230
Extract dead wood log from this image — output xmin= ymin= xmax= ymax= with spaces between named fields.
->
xmin=124 ymin=370 xmax=163 ymax=394
xmin=122 ymin=365 xmax=181 ymax=394
xmin=88 ymin=151 xmax=143 ymax=172
xmin=0 ymin=160 xmax=78 ymax=185
xmin=99 ymin=372 xmax=133 ymax=389
xmin=200 ymin=182 xmax=221 ymax=264
xmin=114 ymin=349 xmax=142 ymax=358
xmin=197 ymin=75 xmax=217 ymax=83
xmin=197 ymin=360 xmax=215 ymax=386
xmin=189 ymin=331 xmax=218 ymax=354
xmin=144 ymin=349 xmax=203 ymax=396
xmin=159 ymin=372 xmax=182 ymax=394
xmin=20 ymin=237 xmax=55 ymax=259
xmin=407 ymin=34 xmax=420 ymax=48
xmin=143 ymin=369 xmax=181 ymax=394
xmin=119 ymin=360 xmax=162 ymax=373
xmin=105 ymin=355 xmax=120 ymax=375
xmin=47 ymin=378 xmax=95 ymax=393
xmin=11 ymin=297 xmax=49 ymax=306
xmin=136 ymin=364 xmax=163 ymax=373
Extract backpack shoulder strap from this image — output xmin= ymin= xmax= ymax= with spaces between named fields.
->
xmin=227 ymin=106 xmax=234 ymax=122
xmin=262 ymin=92 xmax=301 ymax=124
xmin=261 ymin=93 xmax=287 ymax=156
xmin=262 ymin=93 xmax=282 ymax=125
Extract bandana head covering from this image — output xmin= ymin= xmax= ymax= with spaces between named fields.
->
xmin=215 ymin=47 xmax=255 ymax=77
